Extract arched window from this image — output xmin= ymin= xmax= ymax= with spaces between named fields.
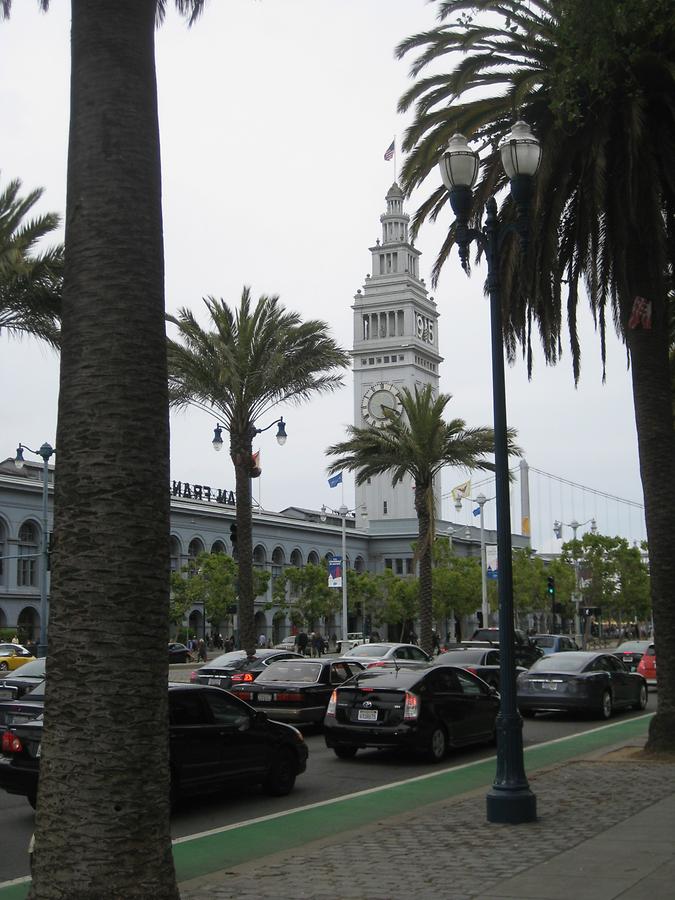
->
xmin=0 ymin=519 xmax=6 ymax=586
xmin=253 ymin=545 xmax=267 ymax=570
xmin=354 ymin=556 xmax=366 ymax=573
xmin=18 ymin=522 xmax=39 ymax=587
xmin=187 ymin=538 xmax=204 ymax=576
xmin=170 ymin=536 xmax=182 ymax=573
xmin=290 ymin=549 xmax=303 ymax=568
xmin=211 ymin=540 xmax=226 ymax=555
xmin=271 ymin=547 xmax=285 ymax=581
xmin=307 ymin=550 xmax=320 ymax=566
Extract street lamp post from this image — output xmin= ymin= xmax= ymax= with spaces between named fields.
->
xmin=320 ymin=503 xmax=367 ymax=645
xmin=14 ymin=442 xmax=56 ymax=656
xmin=553 ymin=517 xmax=597 ymax=645
xmin=439 ymin=121 xmax=541 ymax=824
xmin=455 ymin=492 xmax=493 ymax=627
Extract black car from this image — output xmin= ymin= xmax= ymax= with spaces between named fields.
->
xmin=517 ymin=651 xmax=649 ymax=720
xmin=468 ymin=628 xmax=544 ymax=668
xmin=324 ymin=665 xmax=499 ymax=762
xmin=0 ymin=683 xmax=308 ymax=809
xmin=612 ymin=641 xmax=654 ymax=672
xmin=0 ymin=657 xmax=46 ymax=702
xmin=231 ymin=658 xmax=364 ymax=724
xmin=432 ymin=647 xmax=525 ymax=690
xmin=168 ymin=642 xmax=193 ymax=664
xmin=0 ymin=682 xmax=45 ymax=734
xmin=191 ymin=649 xmax=303 ymax=689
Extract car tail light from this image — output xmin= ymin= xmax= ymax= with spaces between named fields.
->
xmin=189 ymin=671 xmax=198 ymax=683
xmin=275 ymin=692 xmax=304 ymax=702
xmin=465 ymin=666 xmax=478 ymax=675
xmin=2 ymin=732 xmax=23 ymax=753
xmin=326 ymin=690 xmax=337 ymax=717
xmin=231 ymin=673 xmax=254 ymax=683
xmin=403 ymin=691 xmax=419 ymax=721
xmin=366 ymin=661 xmax=386 ymax=668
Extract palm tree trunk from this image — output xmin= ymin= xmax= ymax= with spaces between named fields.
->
xmin=416 ymin=485 xmax=433 ymax=655
xmin=232 ymin=431 xmax=256 ymax=658
xmin=627 ymin=309 xmax=675 ymax=751
xmin=29 ymin=3 xmax=178 ymax=898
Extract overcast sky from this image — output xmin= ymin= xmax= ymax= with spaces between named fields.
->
xmin=1 ymin=1 xmax=645 ymax=553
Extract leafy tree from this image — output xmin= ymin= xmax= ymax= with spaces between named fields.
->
xmin=371 ymin=568 xmax=420 ymax=640
xmin=432 ymin=539 xmax=482 ymax=626
xmin=270 ymin=562 xmax=340 ymax=629
xmin=168 ymin=289 xmax=349 ymax=658
xmin=511 ymin=549 xmax=546 ymax=620
xmin=0 ymin=173 xmax=62 ymax=345
xmin=328 ymin=384 xmax=513 ymax=654
xmin=396 ymin=0 xmax=675 ymax=750
xmin=2 ymin=2 xmax=208 ymax=896
xmin=347 ymin=569 xmax=381 ymax=633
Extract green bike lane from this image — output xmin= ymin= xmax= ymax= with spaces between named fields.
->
xmin=0 ymin=713 xmax=652 ymax=899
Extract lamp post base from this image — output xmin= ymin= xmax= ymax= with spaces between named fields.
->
xmin=486 ymin=786 xmax=537 ymax=824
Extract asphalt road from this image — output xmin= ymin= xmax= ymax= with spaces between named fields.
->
xmin=0 ymin=695 xmax=652 ymax=884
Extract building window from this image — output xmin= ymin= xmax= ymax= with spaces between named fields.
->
xmin=17 ymin=522 xmax=39 ymax=587
xmin=384 ymin=558 xmax=393 ymax=570
xmin=363 ymin=316 xmax=370 ymax=340
xmin=384 ymin=356 xmax=390 ymax=363
xmin=383 ymin=501 xmax=388 ymax=515
xmin=369 ymin=357 xmax=374 ymax=365
xmin=361 ymin=358 xmax=367 ymax=365
xmin=395 ymin=558 xmax=404 ymax=575
xmin=406 ymin=559 xmax=414 ymax=575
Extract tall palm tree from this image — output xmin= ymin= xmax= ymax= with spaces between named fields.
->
xmin=0 ymin=174 xmax=62 ymax=345
xmin=396 ymin=0 xmax=675 ymax=751
xmin=167 ymin=289 xmax=350 ymax=657
xmin=326 ymin=384 xmax=513 ymax=654
xmin=3 ymin=2 xmax=206 ymax=897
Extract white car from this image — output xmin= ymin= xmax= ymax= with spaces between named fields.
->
xmin=340 ymin=642 xmax=431 ymax=668
xmin=335 ymin=632 xmax=368 ymax=654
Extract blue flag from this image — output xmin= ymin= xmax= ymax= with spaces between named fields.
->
xmin=328 ymin=472 xmax=343 ymax=488
xmin=473 ymin=507 xmax=481 ymax=517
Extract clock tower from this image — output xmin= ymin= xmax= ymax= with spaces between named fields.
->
xmin=352 ymin=182 xmax=442 ymax=522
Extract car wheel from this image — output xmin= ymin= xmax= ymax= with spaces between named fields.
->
xmin=427 ymin=726 xmax=447 ymax=763
xmin=263 ymin=749 xmax=296 ymax=796
xmin=598 ymin=690 xmax=613 ymax=720
xmin=0 ymin=662 xmax=8 ymax=671
xmin=333 ymin=744 xmax=358 ymax=760
xmin=634 ymin=683 xmax=648 ymax=711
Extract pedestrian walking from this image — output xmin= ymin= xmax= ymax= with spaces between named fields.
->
xmin=297 ymin=631 xmax=308 ymax=656
xmin=313 ymin=632 xmax=324 ymax=657
xmin=197 ymin=639 xmax=207 ymax=662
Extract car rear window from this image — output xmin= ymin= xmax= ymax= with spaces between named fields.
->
xmin=345 ymin=645 xmax=389 ymax=657
xmin=349 ymin=669 xmax=421 ymax=689
xmin=534 ymin=636 xmax=555 ymax=647
xmin=436 ymin=650 xmax=486 ymax=664
xmin=528 ymin=652 xmax=589 ymax=673
xmin=257 ymin=662 xmax=322 ymax=684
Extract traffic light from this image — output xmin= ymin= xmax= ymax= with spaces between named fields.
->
xmin=230 ymin=522 xmax=238 ymax=557
xmin=546 ymin=575 xmax=555 ymax=598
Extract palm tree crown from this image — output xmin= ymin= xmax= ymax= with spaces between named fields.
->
xmin=327 ymin=384 xmax=517 ymax=653
xmin=0 ymin=174 xmax=62 ymax=345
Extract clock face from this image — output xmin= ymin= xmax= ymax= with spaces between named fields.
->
xmin=361 ymin=383 xmax=402 ymax=426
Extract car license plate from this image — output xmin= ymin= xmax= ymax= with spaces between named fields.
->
xmin=358 ymin=709 xmax=378 ymax=721
xmin=208 ymin=678 xmax=221 ymax=686
xmin=0 ymin=690 xmax=13 ymax=699
xmin=542 ymin=682 xmax=558 ymax=691
xmin=257 ymin=693 xmax=272 ymax=702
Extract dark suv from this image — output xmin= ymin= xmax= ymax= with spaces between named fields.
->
xmin=468 ymin=628 xmax=543 ymax=669
xmin=0 ymin=684 xmax=308 ymax=809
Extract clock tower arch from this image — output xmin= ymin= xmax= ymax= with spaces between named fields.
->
xmin=352 ymin=182 xmax=442 ymax=523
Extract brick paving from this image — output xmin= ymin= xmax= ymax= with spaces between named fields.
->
xmin=181 ymin=755 xmax=675 ymax=899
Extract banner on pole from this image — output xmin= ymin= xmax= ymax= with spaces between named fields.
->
xmin=328 ymin=557 xmax=343 ymax=588
xmin=485 ymin=544 xmax=498 ymax=579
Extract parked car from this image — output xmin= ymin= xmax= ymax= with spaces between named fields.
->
xmin=190 ymin=649 xmax=303 ymax=689
xmin=0 ymin=682 xmax=45 ymax=734
xmin=0 ymin=657 xmax=46 ymax=702
xmin=340 ymin=643 xmax=431 ymax=668
xmin=0 ymin=645 xmax=36 ymax=672
xmin=432 ymin=647 xmax=525 ymax=690
xmin=636 ymin=645 xmax=657 ymax=688
xmin=168 ymin=642 xmax=193 ymax=664
xmin=335 ymin=632 xmax=368 ymax=654
xmin=231 ymin=658 xmax=364 ymax=724
xmin=274 ymin=637 xmax=299 ymax=652
xmin=517 ymin=651 xmax=648 ymax=719
xmin=0 ymin=683 xmax=308 ymax=809
xmin=467 ymin=628 xmax=544 ymax=668
xmin=324 ymin=664 xmax=499 ymax=761
xmin=531 ymin=634 xmax=579 ymax=655
xmin=612 ymin=641 xmax=654 ymax=672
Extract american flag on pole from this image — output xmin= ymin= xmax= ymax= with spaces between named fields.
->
xmin=384 ymin=140 xmax=395 ymax=161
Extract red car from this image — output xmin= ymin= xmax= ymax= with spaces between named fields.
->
xmin=636 ymin=645 xmax=657 ymax=688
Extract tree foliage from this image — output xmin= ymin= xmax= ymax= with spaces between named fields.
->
xmin=270 ymin=562 xmax=340 ymax=629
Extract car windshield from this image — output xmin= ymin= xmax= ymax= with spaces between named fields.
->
xmin=616 ymin=642 xmax=651 ymax=652
xmin=3 ymin=658 xmax=45 ymax=678
xmin=257 ymin=662 xmax=322 ymax=684
xmin=533 ymin=636 xmax=556 ymax=647
xmin=528 ymin=653 xmax=591 ymax=673
xmin=344 ymin=644 xmax=389 ymax=657
xmin=436 ymin=650 xmax=486 ymax=664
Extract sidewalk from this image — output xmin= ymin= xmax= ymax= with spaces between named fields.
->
xmin=178 ymin=720 xmax=675 ymax=900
